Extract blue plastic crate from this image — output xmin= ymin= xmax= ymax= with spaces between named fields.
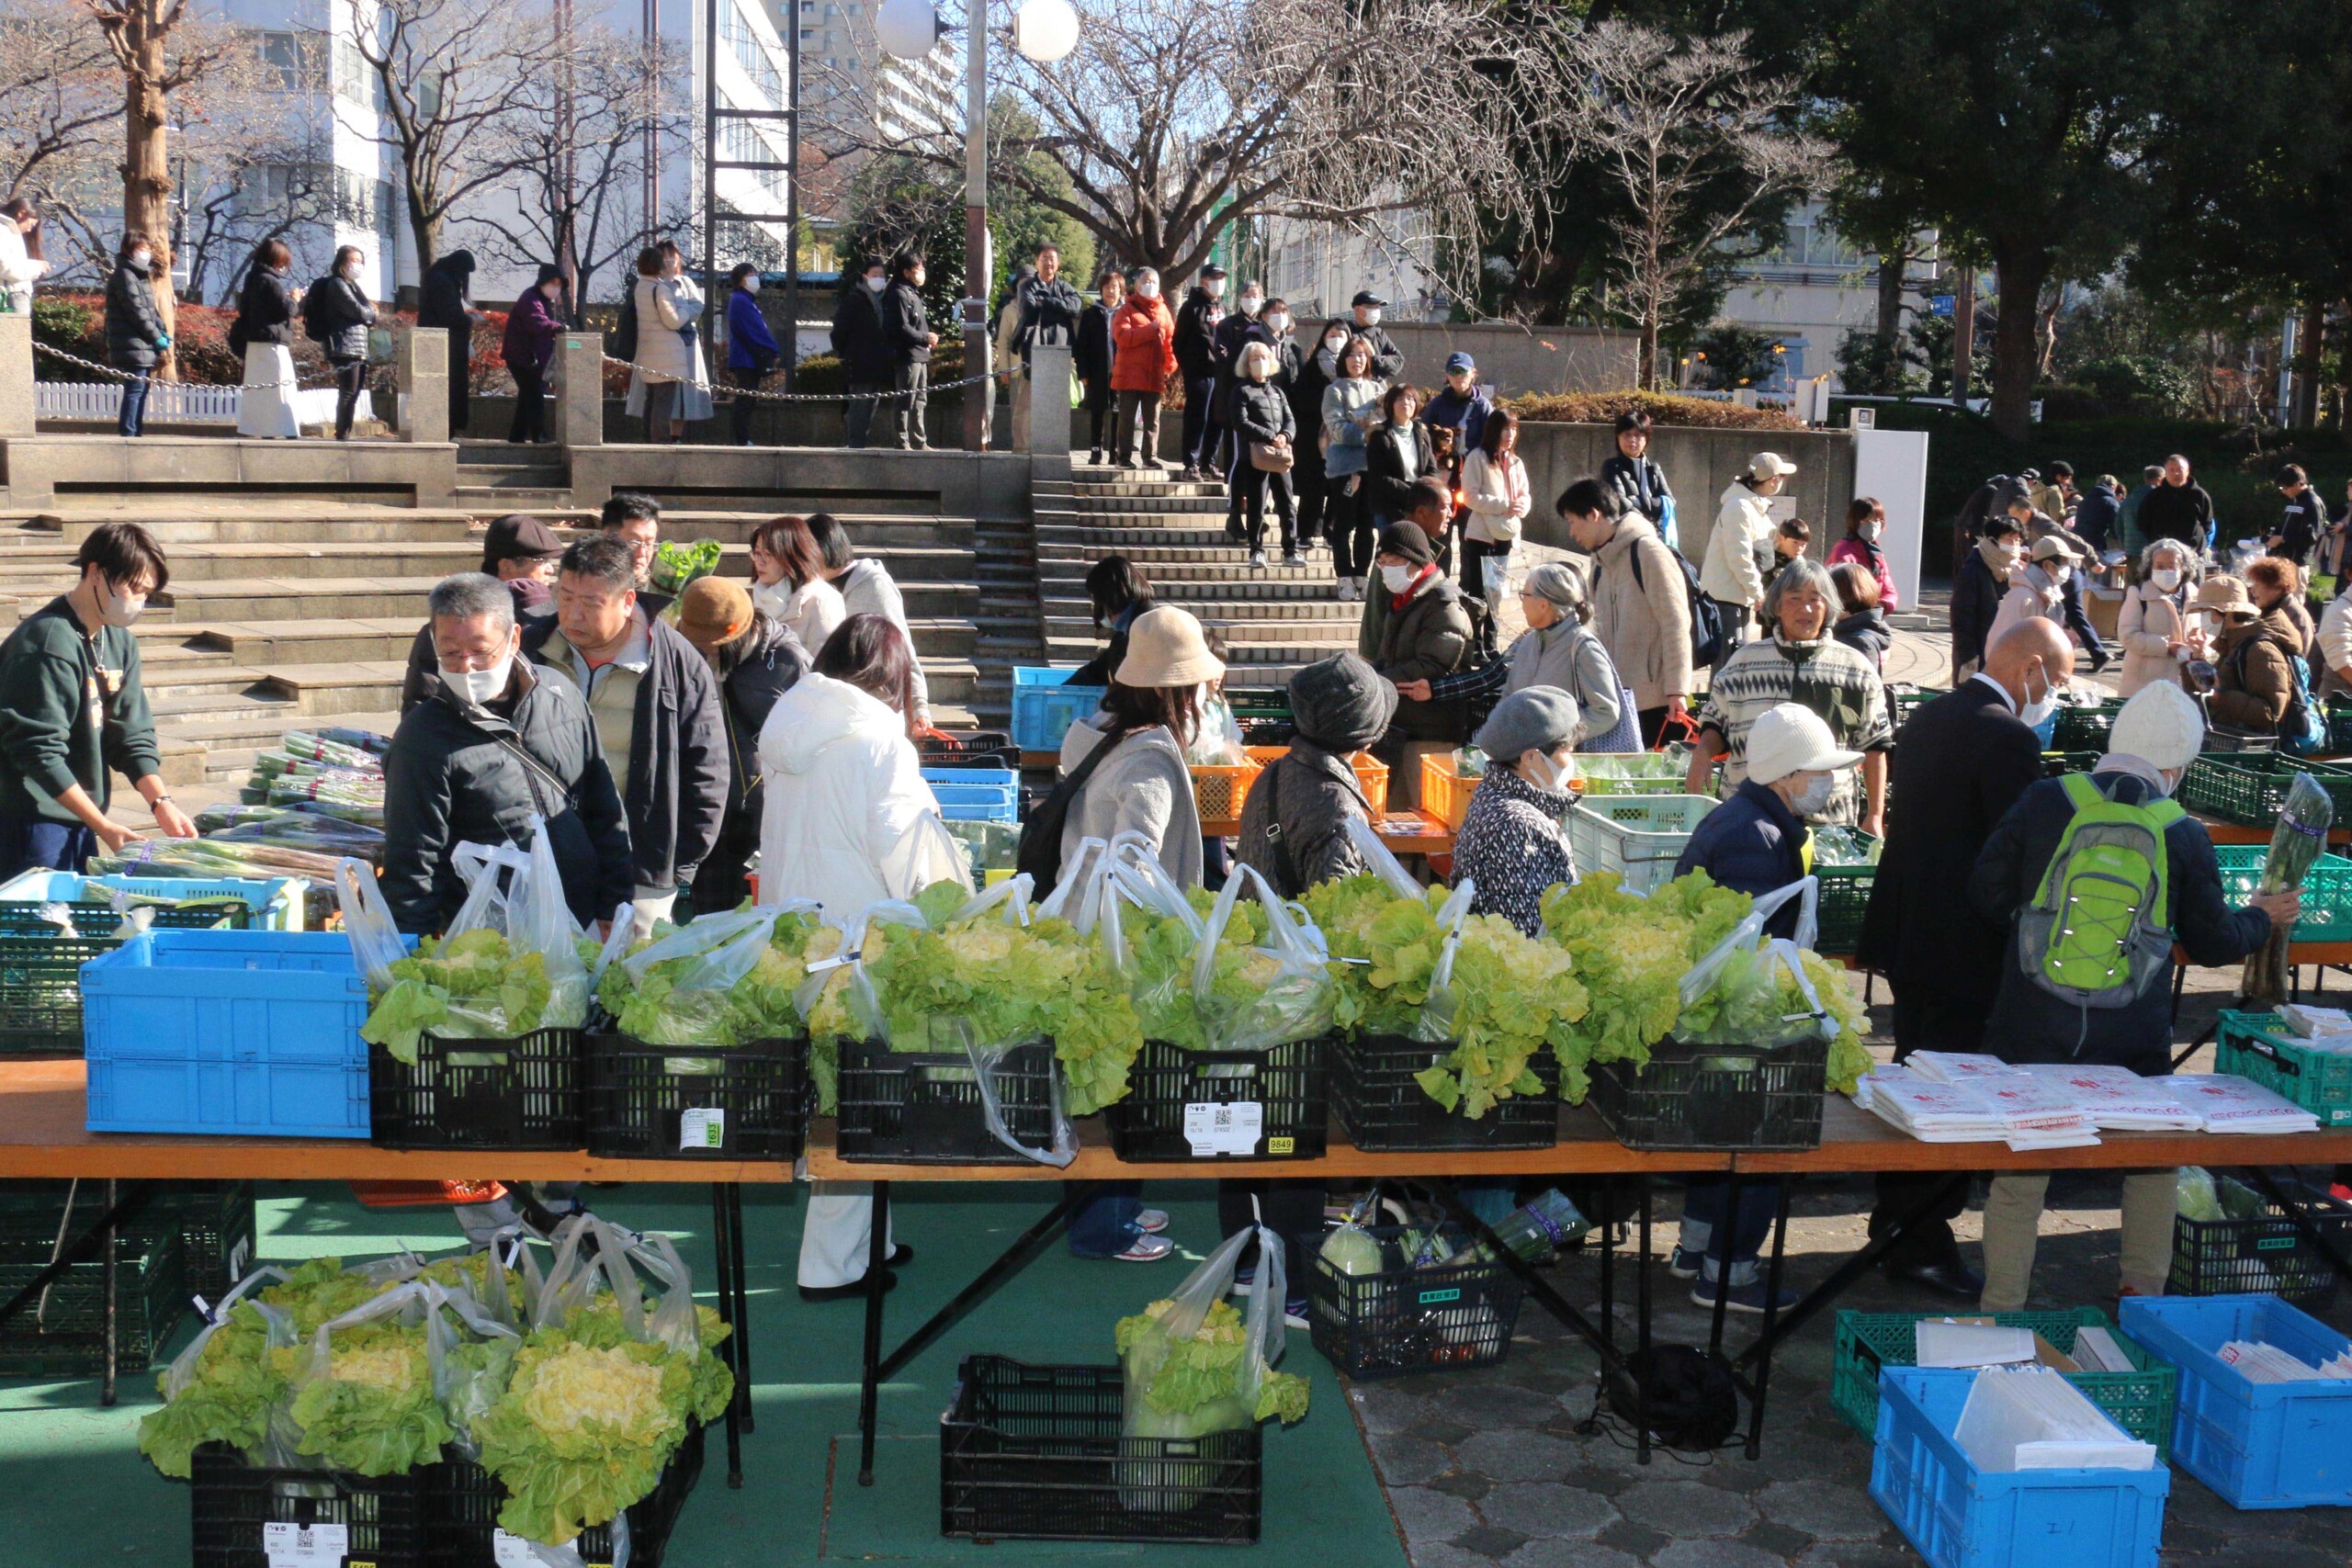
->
xmin=1011 ymin=667 xmax=1105 ymax=752
xmin=81 ymin=930 xmax=388 ymax=1139
xmin=0 ymin=870 xmax=303 ymax=931
xmin=2121 ymin=1293 xmax=2352 ymax=1509
xmin=921 ymin=765 xmax=1020 ymax=821
xmin=1871 ymin=1368 xmax=2167 ymax=1568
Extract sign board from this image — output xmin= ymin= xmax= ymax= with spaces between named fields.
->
xmin=1928 ymin=295 xmax=1955 ymax=317
xmin=1849 ymin=406 xmax=1877 ymax=431
xmin=1854 ymin=427 xmax=1932 ymax=613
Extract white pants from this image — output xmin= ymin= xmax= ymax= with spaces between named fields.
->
xmin=237 ymin=343 xmax=301 ymax=438
xmin=798 ymin=1181 xmax=897 ymax=1288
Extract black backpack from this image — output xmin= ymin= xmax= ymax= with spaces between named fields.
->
xmin=607 ymin=291 xmax=639 ymax=362
xmin=1627 ymin=540 xmax=1723 ymax=671
xmin=1014 ymin=724 xmax=1135 ymax=888
xmin=1603 ymin=1346 xmax=1740 ymax=1452
xmin=300 ymin=278 xmax=335 ymax=344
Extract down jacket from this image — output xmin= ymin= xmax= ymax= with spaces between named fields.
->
xmin=1111 ymin=296 xmax=1176 ymax=393
xmin=104 ymin=258 xmax=169 ymax=370
xmin=1234 ymin=739 xmax=1375 ymax=897
xmin=1700 ymin=480 xmax=1778 ymax=609
xmin=2207 ymin=609 xmax=2303 ymax=734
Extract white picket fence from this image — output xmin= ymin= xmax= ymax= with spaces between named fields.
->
xmin=34 ymin=380 xmax=369 ymax=427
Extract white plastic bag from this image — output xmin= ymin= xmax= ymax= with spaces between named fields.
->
xmin=1408 ymin=881 xmax=1477 ymax=1046
xmin=1193 ymin=864 xmax=1336 ymax=1052
xmin=1674 ymin=876 xmax=1827 ymax=1047
xmin=1340 ymin=815 xmax=1425 ymax=899
xmin=337 ymin=857 xmax=407 ymax=991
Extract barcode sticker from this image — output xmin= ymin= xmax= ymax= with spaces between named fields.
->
xmin=492 ymin=1529 xmax=537 ymax=1567
xmin=263 ymin=1521 xmax=347 ymax=1568
xmin=680 ymin=1107 xmax=726 ymax=1150
xmin=1182 ymin=1101 xmax=1262 ymax=1156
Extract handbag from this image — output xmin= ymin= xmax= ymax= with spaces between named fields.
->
xmin=1250 ymin=440 xmax=1294 ymax=474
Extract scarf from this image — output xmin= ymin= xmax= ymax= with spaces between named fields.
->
xmin=1390 ymin=562 xmax=1438 ymax=613
xmin=1975 ymin=536 xmax=2018 ymax=578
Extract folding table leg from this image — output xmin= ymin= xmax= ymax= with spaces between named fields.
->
xmin=1734 ymin=1171 xmax=1970 ymax=1371
xmin=101 ymin=1179 xmax=119 ymax=1410
xmin=1703 ymin=1174 xmax=1739 ymax=1360
xmin=1744 ymin=1179 xmax=1793 ymax=1460
xmin=727 ymin=1185 xmax=754 ymax=1435
xmin=855 ymin=1181 xmax=893 ymax=1487
xmin=1635 ymin=1176 xmax=1652 ymax=1466
xmin=708 ymin=1184 xmax=743 ymax=1488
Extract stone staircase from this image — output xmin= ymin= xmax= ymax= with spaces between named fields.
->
xmin=0 ymin=493 xmax=1004 ymax=792
xmin=1034 ymin=463 xmax=1357 ymax=693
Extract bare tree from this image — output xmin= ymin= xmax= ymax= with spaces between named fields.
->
xmin=345 ymin=0 xmax=555 ymax=276
xmin=0 ymin=0 xmax=115 ymax=281
xmin=1566 ymin=21 xmax=1829 ymax=389
xmin=469 ymin=25 xmax=679 ymax=317
xmin=811 ymin=0 xmax=1577 ymax=299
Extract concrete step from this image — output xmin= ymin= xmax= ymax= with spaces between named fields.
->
xmin=454 ymin=486 xmax=572 ymax=510
xmin=43 ymin=515 xmax=475 ymax=546
xmin=1038 ymin=559 xmax=1337 ymax=589
xmin=153 ymin=574 xmax=982 ymax=624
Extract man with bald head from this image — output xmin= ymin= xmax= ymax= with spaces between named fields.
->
xmin=1853 ymin=617 xmax=2072 ymax=1298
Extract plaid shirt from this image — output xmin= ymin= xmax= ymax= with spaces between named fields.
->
xmin=1696 ymin=635 xmax=1894 ymax=827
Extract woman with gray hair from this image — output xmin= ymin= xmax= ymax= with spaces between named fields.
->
xmin=2115 ymin=536 xmax=2202 ymax=697
xmin=1685 ymin=555 xmax=1893 ymax=833
xmin=1392 ymin=558 xmax=1632 ymax=749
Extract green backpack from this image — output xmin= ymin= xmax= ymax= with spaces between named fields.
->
xmin=2016 ymin=773 xmax=2184 ymax=1009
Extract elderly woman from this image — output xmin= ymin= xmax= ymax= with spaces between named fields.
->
xmin=1394 ymin=559 xmax=1630 ymax=749
xmin=1685 ymin=556 xmax=1893 ymax=836
xmin=2116 ymin=538 xmax=2199 ymax=696
xmin=1451 ymin=688 xmax=1583 ymax=938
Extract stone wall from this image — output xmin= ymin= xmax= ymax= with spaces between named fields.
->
xmin=1374 ymin=323 xmax=1641 ymax=398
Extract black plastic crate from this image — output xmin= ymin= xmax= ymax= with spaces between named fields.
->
xmin=1585 ymin=1033 xmax=1830 ymax=1152
xmin=0 ymin=1217 xmax=186 ymax=1378
xmin=940 ymin=1356 xmax=1260 ymax=1545
xmin=2170 ymin=1177 xmax=2352 ymax=1308
xmin=425 ymin=1421 xmax=703 ymax=1568
xmin=1104 ymin=1036 xmax=1330 ymax=1162
xmin=191 ymin=1445 xmax=428 ymax=1568
xmin=166 ymin=1182 xmax=260 ymax=1304
xmin=920 ymin=729 xmax=1014 ymax=758
xmin=2328 ymin=699 xmax=2352 ymax=755
xmin=833 ymin=1037 xmax=1059 ymax=1165
xmin=1306 ymin=1225 xmax=1526 ymax=1380
xmin=582 ymin=1032 xmax=812 ymax=1160
xmin=0 ymin=902 xmax=255 ymax=1054
xmin=1330 ymin=1033 xmax=1560 ymax=1153
xmin=368 ymin=1028 xmax=585 ymax=1152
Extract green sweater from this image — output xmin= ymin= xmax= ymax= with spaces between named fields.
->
xmin=0 ymin=596 xmax=161 ymax=821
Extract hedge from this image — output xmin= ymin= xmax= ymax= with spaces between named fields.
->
xmin=1500 ymin=389 xmax=1803 ymax=431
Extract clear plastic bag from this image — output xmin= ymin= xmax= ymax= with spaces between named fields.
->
xmin=616 ymin=902 xmax=820 ymax=1049
xmin=1193 ymin=864 xmax=1336 ymax=1052
xmin=430 ymin=822 xmax=594 ymax=1037
xmin=1341 ymin=814 xmax=1427 ymax=900
xmin=1408 ymin=882 xmax=1477 ymax=1046
xmin=1675 ymin=877 xmax=1827 ymax=1047
xmin=337 ymin=857 xmax=408 ymax=992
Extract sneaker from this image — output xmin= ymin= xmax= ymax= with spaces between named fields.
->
xmin=1179 ymin=467 xmax=1201 ymax=483
xmin=1088 ymin=447 xmax=1104 ymax=466
xmin=1281 ymin=551 xmax=1306 ymax=569
xmin=1283 ymin=1297 xmax=1310 ymax=1331
xmin=800 ymin=1269 xmax=899 ymax=1303
xmin=1114 ymin=1234 xmax=1176 ymax=1263
xmin=1249 ymin=549 xmax=1267 ymax=570
xmin=1689 ymin=1275 xmax=1797 ymax=1315
xmin=1667 ymin=1245 xmax=1702 ymax=1280
xmin=1136 ymin=1209 xmax=1170 ymax=1235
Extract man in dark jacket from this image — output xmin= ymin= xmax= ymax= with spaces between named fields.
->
xmin=1367 ymin=513 xmax=1474 ymax=743
xmin=1950 ymin=513 xmax=2024 ymax=679
xmin=2271 ymin=462 xmax=2329 ymax=570
xmin=104 ymin=234 xmax=170 ymax=436
xmin=2137 ymin=454 xmax=2214 ymax=550
xmin=1208 ymin=280 xmax=1272 ymax=479
xmin=416 ymin=249 xmax=479 ymax=434
xmin=1969 ymin=679 xmax=2295 ymax=1311
xmin=1237 ymin=654 xmax=1394 ymax=896
xmin=382 ymin=572 xmax=632 ymax=933
xmin=401 ymin=514 xmax=565 ymax=712
xmin=1012 ymin=243 xmax=1084 ymax=452
xmin=2072 ymin=474 xmax=2122 ymax=557
xmin=1855 ymin=617 xmax=2065 ymax=1299
xmin=1173 ymin=263 xmax=1227 ymax=481
xmin=882 ymin=251 xmax=935 ymax=450
xmin=1286 ymin=307 xmax=1336 ymax=547
xmin=831 ymin=256 xmax=897 ymax=448
xmin=1324 ymin=290 xmax=1405 ymax=384
xmin=523 ymin=537 xmax=727 ymax=941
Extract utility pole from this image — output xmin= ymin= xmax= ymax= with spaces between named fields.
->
xmin=961 ymin=0 xmax=989 ymax=453
xmin=1951 ymin=265 xmax=1975 ymax=405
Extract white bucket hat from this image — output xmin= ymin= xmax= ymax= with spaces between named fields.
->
xmin=1746 ymin=703 xmax=1861 ymax=786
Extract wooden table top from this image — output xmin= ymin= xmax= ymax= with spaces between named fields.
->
xmin=1736 ymin=1094 xmax=2352 ymax=1175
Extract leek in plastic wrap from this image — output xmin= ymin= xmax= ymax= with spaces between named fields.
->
xmin=2242 ymin=771 xmax=2335 ymax=1007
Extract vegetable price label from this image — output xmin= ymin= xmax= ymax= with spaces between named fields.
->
xmin=263 ymin=1521 xmax=348 ymax=1568
xmin=492 ymin=1530 xmax=539 ymax=1567
xmin=1183 ymin=1101 xmax=1262 ymax=1156
xmin=680 ymin=1107 xmax=726 ymax=1150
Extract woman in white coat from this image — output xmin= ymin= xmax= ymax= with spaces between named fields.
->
xmin=757 ymin=615 xmax=970 ymax=1300
xmin=0 ymin=197 xmax=47 ymax=316
xmin=626 ymin=242 xmax=713 ymax=442
xmin=1699 ymin=451 xmax=1796 ymax=674
xmin=749 ymin=513 xmax=849 ymax=655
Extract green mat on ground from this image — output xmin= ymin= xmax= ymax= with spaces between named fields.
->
xmin=0 ymin=1181 xmax=1405 ymax=1566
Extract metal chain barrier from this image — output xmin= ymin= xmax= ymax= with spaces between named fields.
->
xmin=599 ymin=351 xmax=1018 ymax=404
xmin=34 ymin=337 xmax=356 ymax=392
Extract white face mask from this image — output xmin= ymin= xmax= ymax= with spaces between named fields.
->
xmin=1239 ymin=294 xmax=1262 ymax=317
xmin=865 ymin=274 xmax=887 ymax=292
xmin=1360 ymin=308 xmax=1383 ymax=326
xmin=1204 ymin=278 xmax=1225 ymax=299
xmin=2047 ymin=565 xmax=2071 ymax=588
xmin=441 ymin=649 xmax=513 ymax=707
xmin=1524 ymin=749 xmax=1579 ymax=800
xmin=1788 ymin=773 xmax=1835 ymax=817
xmin=343 ymin=261 xmax=362 ymax=279
xmin=97 ymin=580 xmax=146 ymax=626
xmin=1265 ymin=311 xmax=1289 ymax=333
xmin=1324 ymin=332 xmax=1348 ymax=352
xmin=130 ymin=249 xmax=152 ymax=270
xmin=750 ymin=581 xmax=791 ymax=618
xmin=2153 ymin=568 xmax=2182 ymax=591
xmin=1379 ymin=563 xmax=1416 ymax=593
xmin=1137 ymin=278 xmax=1159 ymax=298
xmin=1859 ymin=523 xmax=1882 ymax=544
xmin=2019 ymin=664 xmax=2061 ymax=729
xmin=1997 ymin=542 xmax=2024 ymax=563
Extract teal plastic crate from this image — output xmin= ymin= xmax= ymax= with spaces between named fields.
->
xmin=922 ymin=765 xmax=1020 ymax=824
xmin=2122 ymin=1293 xmax=2352 ymax=1510
xmin=2215 ymin=1010 xmax=2352 ymax=1127
xmin=2212 ymin=848 xmax=2352 ymax=942
xmin=1565 ymin=794 xmax=1716 ymax=895
xmin=1811 ymin=829 xmax=1878 ymax=956
xmin=81 ymin=930 xmax=388 ymax=1138
xmin=1012 ymin=667 xmax=1106 ymax=752
xmin=1871 ymin=1368 xmax=2167 ymax=1568
xmin=1568 ymin=752 xmax=1687 ymax=797
xmin=2180 ymin=753 xmax=2352 ymax=826
xmin=0 ymin=870 xmax=302 ymax=932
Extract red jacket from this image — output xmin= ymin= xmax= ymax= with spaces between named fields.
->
xmin=1111 ymin=296 xmax=1176 ymax=393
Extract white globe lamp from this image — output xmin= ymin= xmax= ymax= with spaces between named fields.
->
xmin=876 ymin=0 xmax=939 ymax=61
xmin=1013 ymin=0 xmax=1080 ymax=62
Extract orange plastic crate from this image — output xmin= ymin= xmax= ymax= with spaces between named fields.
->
xmin=1419 ymin=752 xmax=1479 ymax=830
xmin=1243 ymin=746 xmax=1390 ymax=818
xmin=1191 ymin=759 xmax=1265 ymax=822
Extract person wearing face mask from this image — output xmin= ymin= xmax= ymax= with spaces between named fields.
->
xmin=503 ymin=264 xmax=568 ymax=446
xmin=625 ymin=243 xmax=710 ymax=444
xmin=301 ymin=244 xmax=376 ymax=441
xmin=1289 ymin=320 xmax=1349 ymax=548
xmin=672 ymin=575 xmax=808 ymax=913
xmin=1687 ymin=557 xmax=1892 ymax=836
xmin=1854 ymin=618 xmax=2067 ymax=1300
xmin=882 ymin=250 xmax=937 ymax=450
xmin=1699 ymin=452 xmax=1797 ymax=674
xmin=1826 ymin=496 xmax=1898 ymax=611
xmin=522 ymin=538 xmax=728 ymax=942
xmin=2002 ymin=484 xmax=2109 ymax=671
xmin=721 ymin=262 xmax=782 ymax=447
xmin=1110 ymin=267 xmax=1176 ymax=470
xmin=2116 ymin=539 xmax=2199 ymax=696
xmin=1394 ymin=559 xmax=1630 ymax=749
xmin=1173 ymin=264 xmax=1228 ymax=481
xmin=1970 ymin=679 xmax=2297 ymax=1312
xmin=1450 ymin=687 xmax=1584 ymax=938
xmin=1423 ymin=352 xmax=1492 ymax=469
xmin=1209 ymin=279 xmax=1273 ymax=484
xmin=381 ymin=572 xmax=632 ymax=935
xmin=1074 ymin=267 xmax=1125 ymax=466
xmin=746 ymin=514 xmax=847 ymax=654
xmin=1364 ymin=514 xmax=1476 ymax=758
xmin=1986 ymin=533 xmax=2079 ymax=653
xmin=0 ymin=522 xmax=195 ymax=875
xmin=831 ymin=256 xmax=898 ymax=449
xmin=400 ymin=513 xmax=565 ymax=713
xmin=104 ymin=231 xmax=172 ymax=437
xmin=1950 ymin=514 xmax=2027 ymax=681
xmin=2200 ymin=570 xmax=2308 ymax=741
xmin=1228 ymin=341 xmax=1300 ymax=569
xmin=1325 ymin=290 xmax=1405 ymax=384
xmin=1670 ymin=701 xmax=1861 ymax=1313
